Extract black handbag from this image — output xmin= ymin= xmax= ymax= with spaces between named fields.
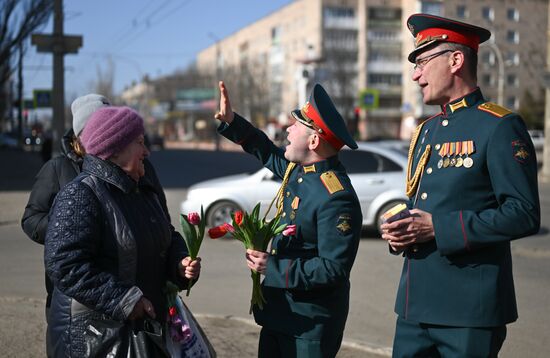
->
xmin=85 ymin=317 xmax=169 ymax=358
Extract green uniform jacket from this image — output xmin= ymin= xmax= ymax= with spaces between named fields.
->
xmin=398 ymin=88 xmax=540 ymax=327
xmin=219 ymin=114 xmax=362 ymax=339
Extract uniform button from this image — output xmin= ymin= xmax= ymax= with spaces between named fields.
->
xmin=426 ymin=167 xmax=433 ymax=174
xmin=421 ymin=192 xmax=428 ymax=200
xmin=412 ymin=245 xmax=419 ymax=253
xmin=435 ymin=144 xmax=441 ymax=150
xmin=286 ymin=191 xmax=290 ymax=197
xmin=271 ymin=249 xmax=276 ymax=255
xmin=282 ymin=212 xmax=286 ymax=217
xmin=297 ymin=177 xmax=303 ymax=183
xmin=442 ymin=119 xmax=449 ymax=127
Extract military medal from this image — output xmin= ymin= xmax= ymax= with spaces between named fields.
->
xmin=291 ymin=196 xmax=300 ymax=210
xmin=437 ymin=142 xmax=446 ymax=168
xmin=463 ymin=140 xmax=475 ymax=168
xmin=449 ymin=142 xmax=456 ymax=167
xmin=455 ymin=141 xmax=464 ymax=167
xmin=442 ymin=143 xmax=450 ymax=168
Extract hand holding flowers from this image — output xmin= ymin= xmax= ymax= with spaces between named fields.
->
xmin=246 ymin=249 xmax=268 ymax=274
xmin=179 ymin=206 xmax=206 ymax=296
xmin=178 ymin=256 xmax=201 ymax=280
xmin=208 ymin=203 xmax=287 ymax=313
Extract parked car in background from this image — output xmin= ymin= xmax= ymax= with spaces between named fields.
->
xmin=528 ymin=129 xmax=544 ymax=151
xmin=181 ymin=142 xmax=408 ymax=233
xmin=0 ymin=133 xmax=18 ymax=148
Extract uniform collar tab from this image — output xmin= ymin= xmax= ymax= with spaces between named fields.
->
xmin=443 ymin=87 xmax=484 ymax=114
xmin=301 ymin=156 xmax=340 ymax=174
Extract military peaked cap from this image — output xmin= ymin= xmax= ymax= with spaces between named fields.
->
xmin=407 ymin=13 xmax=491 ymax=62
xmin=291 ymin=84 xmax=358 ymax=150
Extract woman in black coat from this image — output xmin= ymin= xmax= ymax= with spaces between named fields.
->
xmin=22 ymin=94 xmax=174 ymax=357
xmin=44 ymin=106 xmax=200 ymax=357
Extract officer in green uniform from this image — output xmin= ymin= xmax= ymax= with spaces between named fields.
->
xmin=380 ymin=14 xmax=540 ymax=357
xmin=215 ymin=81 xmax=362 ymax=357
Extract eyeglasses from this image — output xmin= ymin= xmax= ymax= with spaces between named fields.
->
xmin=413 ymin=50 xmax=452 ymax=70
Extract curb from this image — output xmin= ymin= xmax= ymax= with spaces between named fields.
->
xmin=195 ymin=313 xmax=392 ymax=357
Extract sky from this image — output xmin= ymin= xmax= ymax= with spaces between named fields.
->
xmin=22 ymin=0 xmax=294 ymax=101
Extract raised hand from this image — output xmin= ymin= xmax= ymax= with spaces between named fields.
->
xmin=214 ymin=81 xmax=234 ymax=123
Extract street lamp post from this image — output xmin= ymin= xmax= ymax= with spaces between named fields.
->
xmin=481 ymin=42 xmax=504 ymax=105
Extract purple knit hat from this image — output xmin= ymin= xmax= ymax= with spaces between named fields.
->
xmin=80 ymin=106 xmax=144 ymax=159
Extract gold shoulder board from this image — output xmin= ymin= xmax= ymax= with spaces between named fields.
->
xmin=320 ymin=171 xmax=344 ymax=194
xmin=478 ymin=102 xmax=512 ymax=117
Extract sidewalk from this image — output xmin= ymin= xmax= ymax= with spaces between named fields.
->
xmin=0 ymin=296 xmax=387 ymax=357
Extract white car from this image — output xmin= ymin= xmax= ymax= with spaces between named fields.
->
xmin=528 ymin=130 xmax=544 ymax=151
xmin=181 ymin=142 xmax=409 ymax=232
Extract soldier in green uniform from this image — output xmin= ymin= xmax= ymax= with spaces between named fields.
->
xmin=380 ymin=14 xmax=540 ymax=357
xmin=214 ymin=81 xmax=362 ymax=357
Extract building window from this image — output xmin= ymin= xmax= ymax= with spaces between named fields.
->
xmin=481 ymin=51 xmax=495 ymax=65
xmin=482 ymin=7 xmax=494 ymax=21
xmin=506 ymin=51 xmax=520 ymax=65
xmin=507 ymin=30 xmax=519 ymax=44
xmin=368 ymin=7 xmax=401 ymax=21
xmin=324 ymin=6 xmax=356 ymax=28
xmin=368 ymin=73 xmax=402 ymax=86
xmin=507 ymin=8 xmax=519 ymax=21
xmin=506 ymin=74 xmax=519 ymax=86
xmin=421 ymin=1 xmax=443 ymax=16
xmin=506 ymin=96 xmax=518 ymax=109
xmin=271 ymin=26 xmax=281 ymax=45
xmin=456 ymin=5 xmax=468 ymax=18
xmin=482 ymin=74 xmax=494 ymax=86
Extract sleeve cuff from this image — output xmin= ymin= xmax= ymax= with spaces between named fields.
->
xmin=115 ymin=286 xmax=143 ymax=320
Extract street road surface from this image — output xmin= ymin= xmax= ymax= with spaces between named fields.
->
xmin=1 ymin=148 xmax=549 ymax=357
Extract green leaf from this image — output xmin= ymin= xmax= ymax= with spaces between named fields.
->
xmin=196 ymin=205 xmax=206 ymax=249
xmin=251 ymin=203 xmax=261 ymax=221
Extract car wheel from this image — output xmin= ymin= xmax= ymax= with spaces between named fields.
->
xmin=376 ymin=200 xmax=407 ymax=235
xmin=206 ymin=200 xmax=242 ymax=228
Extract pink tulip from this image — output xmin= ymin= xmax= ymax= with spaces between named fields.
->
xmin=186 ymin=212 xmax=200 ymax=225
xmin=282 ymin=224 xmax=297 ymax=236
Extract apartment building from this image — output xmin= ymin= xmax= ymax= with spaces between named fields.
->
xmin=196 ymin=0 xmax=548 ymax=139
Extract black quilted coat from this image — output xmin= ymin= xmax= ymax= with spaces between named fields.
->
xmin=45 ymin=155 xmax=189 ymax=357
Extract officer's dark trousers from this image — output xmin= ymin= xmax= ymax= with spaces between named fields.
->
xmin=258 ymin=327 xmax=343 ymax=358
xmin=392 ymin=317 xmax=507 ymax=358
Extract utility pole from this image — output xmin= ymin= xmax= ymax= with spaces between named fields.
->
xmin=542 ymin=3 xmax=550 ymax=182
xmin=17 ymin=42 xmax=24 ymax=146
xmin=31 ymin=0 xmax=82 ymax=154
xmin=209 ymin=32 xmax=221 ymax=151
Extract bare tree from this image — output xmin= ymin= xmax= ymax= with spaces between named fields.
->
xmin=0 ymin=0 xmax=52 ymax=122
xmin=91 ymin=57 xmax=115 ymax=101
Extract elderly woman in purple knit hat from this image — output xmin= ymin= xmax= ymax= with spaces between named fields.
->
xmin=44 ymin=106 xmax=200 ymax=357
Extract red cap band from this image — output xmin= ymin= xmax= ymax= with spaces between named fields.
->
xmin=302 ymin=102 xmax=344 ymax=150
xmin=416 ymin=27 xmax=480 ymax=51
